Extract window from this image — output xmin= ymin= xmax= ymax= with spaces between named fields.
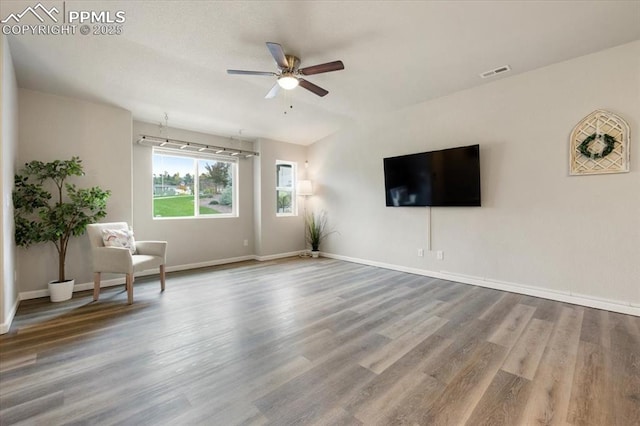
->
xmin=276 ymin=160 xmax=296 ymax=216
xmin=153 ymin=149 xmax=237 ymax=219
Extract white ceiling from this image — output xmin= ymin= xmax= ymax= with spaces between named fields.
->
xmin=3 ymin=1 xmax=640 ymax=145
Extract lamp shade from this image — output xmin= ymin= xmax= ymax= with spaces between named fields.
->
xmin=297 ymin=180 xmax=313 ymax=196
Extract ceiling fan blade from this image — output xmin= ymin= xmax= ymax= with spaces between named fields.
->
xmin=266 ymin=42 xmax=289 ymax=69
xmin=298 ymin=79 xmax=329 ymax=97
xmin=299 ymin=60 xmax=344 ymax=76
xmin=265 ymin=82 xmax=280 ymax=99
xmin=227 ymin=69 xmax=276 ymax=76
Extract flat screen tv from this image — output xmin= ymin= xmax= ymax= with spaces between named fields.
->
xmin=383 ymin=144 xmax=481 ymax=207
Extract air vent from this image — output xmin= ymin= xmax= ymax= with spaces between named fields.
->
xmin=480 ymin=65 xmax=511 ymax=79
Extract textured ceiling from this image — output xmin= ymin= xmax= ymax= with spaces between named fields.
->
xmin=3 ymin=1 xmax=640 ymax=144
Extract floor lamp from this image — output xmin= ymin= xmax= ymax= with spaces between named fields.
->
xmin=297 ymin=180 xmax=313 ymax=257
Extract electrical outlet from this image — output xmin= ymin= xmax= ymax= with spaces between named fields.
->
xmin=417 ymin=248 xmax=424 ymax=257
xmin=437 ymin=250 xmax=444 ymax=260
xmin=243 ymin=239 xmax=249 ymax=247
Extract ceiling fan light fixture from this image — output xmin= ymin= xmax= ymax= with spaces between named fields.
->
xmin=228 ymin=42 xmax=343 ymax=97
xmin=278 ymin=74 xmax=299 ymax=90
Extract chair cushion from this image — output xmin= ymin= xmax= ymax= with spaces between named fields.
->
xmin=102 ymin=229 xmax=136 ymax=254
xmin=131 ymin=254 xmax=164 ymax=272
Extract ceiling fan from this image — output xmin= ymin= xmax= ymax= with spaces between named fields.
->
xmin=227 ymin=42 xmax=344 ymax=99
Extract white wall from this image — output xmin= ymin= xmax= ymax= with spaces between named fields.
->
xmin=309 ymin=41 xmax=640 ymax=310
xmin=17 ymin=89 xmax=132 ymax=293
xmin=132 ymin=121 xmax=255 ymax=267
xmin=0 ymin=34 xmax=19 ymax=333
xmin=254 ymin=138 xmax=308 ymax=258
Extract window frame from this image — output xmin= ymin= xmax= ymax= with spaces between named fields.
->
xmin=152 ymin=148 xmax=238 ymax=220
xmin=275 ymin=160 xmax=297 ymax=217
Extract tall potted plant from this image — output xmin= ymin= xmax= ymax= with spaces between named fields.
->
xmin=305 ymin=210 xmax=335 ymax=258
xmin=13 ymin=157 xmax=111 ymax=302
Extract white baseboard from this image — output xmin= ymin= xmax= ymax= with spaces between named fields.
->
xmin=17 ymin=250 xmax=633 ymax=320
xmin=163 ymin=255 xmax=256 ymax=273
xmin=71 ymin=277 xmax=125 ymax=293
xmin=254 ymin=251 xmax=304 ymax=261
xmin=321 ymin=252 xmax=640 ymax=317
xmin=0 ymin=296 xmax=20 ymax=334
xmin=17 ymin=254 xmax=282 ymax=301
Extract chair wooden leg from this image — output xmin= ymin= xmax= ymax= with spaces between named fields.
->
xmin=160 ymin=264 xmax=166 ymax=292
xmin=93 ymin=272 xmax=101 ymax=301
xmin=126 ymin=273 xmax=133 ymax=304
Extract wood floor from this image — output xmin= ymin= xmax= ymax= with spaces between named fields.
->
xmin=1 ymin=258 xmax=638 ymax=425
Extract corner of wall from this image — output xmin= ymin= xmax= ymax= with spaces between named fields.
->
xmin=253 ymin=139 xmax=263 ymax=256
xmin=1 ymin=34 xmax=20 ymax=333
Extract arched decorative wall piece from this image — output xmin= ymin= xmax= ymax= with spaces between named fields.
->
xmin=570 ymin=110 xmax=630 ymax=175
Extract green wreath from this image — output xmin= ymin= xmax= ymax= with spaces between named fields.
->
xmin=577 ymin=133 xmax=616 ymax=159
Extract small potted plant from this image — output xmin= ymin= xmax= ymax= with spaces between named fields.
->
xmin=305 ymin=210 xmax=334 ymax=258
xmin=13 ymin=157 xmax=111 ymax=302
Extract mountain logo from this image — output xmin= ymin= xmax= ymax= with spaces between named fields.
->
xmin=1 ymin=2 xmax=59 ymax=24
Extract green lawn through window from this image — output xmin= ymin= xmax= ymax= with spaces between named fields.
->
xmin=153 ymin=195 xmax=219 ymax=217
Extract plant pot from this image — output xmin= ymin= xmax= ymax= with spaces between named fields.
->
xmin=311 ymin=250 xmax=320 ymax=258
xmin=48 ymin=279 xmax=74 ymax=302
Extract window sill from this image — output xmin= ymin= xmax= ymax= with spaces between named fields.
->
xmin=153 ymin=214 xmax=238 ymax=220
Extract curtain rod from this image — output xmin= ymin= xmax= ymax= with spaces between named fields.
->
xmin=137 ymin=135 xmax=259 ymax=158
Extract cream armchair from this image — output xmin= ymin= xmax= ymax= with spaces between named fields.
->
xmin=87 ymin=222 xmax=167 ymax=304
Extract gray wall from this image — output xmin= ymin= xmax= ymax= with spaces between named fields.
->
xmin=254 ymin=138 xmax=308 ymax=258
xmin=11 ymin=103 xmax=308 ymax=300
xmin=1 ymin=34 xmax=19 ymax=332
xmin=16 ymin=89 xmax=133 ymax=293
xmin=132 ymin=121 xmax=255 ymax=267
xmin=308 ymin=41 xmax=640 ymax=308
xmin=132 ymin=123 xmax=309 ymax=265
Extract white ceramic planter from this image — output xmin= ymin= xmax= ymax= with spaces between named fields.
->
xmin=48 ymin=279 xmax=74 ymax=302
xmin=311 ymin=250 xmax=320 ymax=258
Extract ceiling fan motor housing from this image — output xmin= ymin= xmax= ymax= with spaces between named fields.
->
xmin=284 ymin=55 xmax=300 ymax=73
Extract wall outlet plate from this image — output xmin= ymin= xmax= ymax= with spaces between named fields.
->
xmin=417 ymin=248 xmax=424 ymax=257
xmin=437 ymin=250 xmax=444 ymax=260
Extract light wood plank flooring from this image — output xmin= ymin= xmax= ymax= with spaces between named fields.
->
xmin=1 ymin=258 xmax=638 ymax=425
